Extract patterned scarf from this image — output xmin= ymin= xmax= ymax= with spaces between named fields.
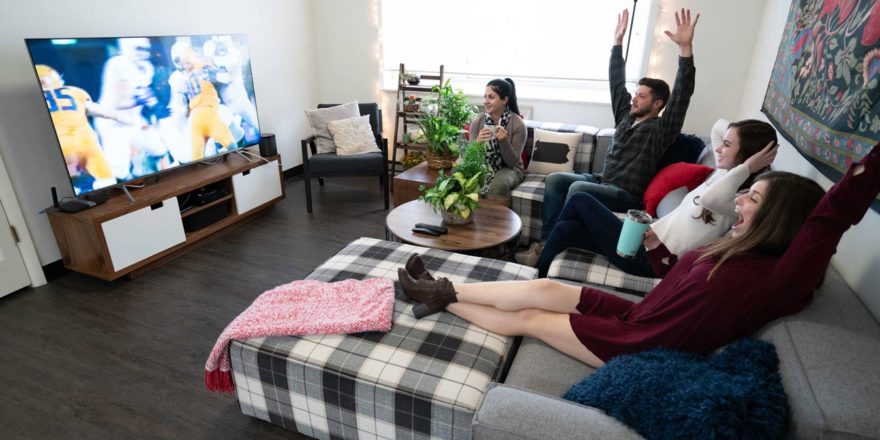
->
xmin=482 ymin=108 xmax=511 ymax=194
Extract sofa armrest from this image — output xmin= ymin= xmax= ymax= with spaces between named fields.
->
xmin=472 ymin=383 xmax=643 ymax=440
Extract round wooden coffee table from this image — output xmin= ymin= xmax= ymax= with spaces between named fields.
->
xmin=385 ymin=200 xmax=522 ymax=258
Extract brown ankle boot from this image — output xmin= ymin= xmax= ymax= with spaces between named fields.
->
xmin=405 ymin=254 xmax=434 ymax=281
xmin=397 ymin=268 xmax=457 ymax=318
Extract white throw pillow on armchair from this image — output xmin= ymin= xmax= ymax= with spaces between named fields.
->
xmin=326 ymin=115 xmax=380 ymax=156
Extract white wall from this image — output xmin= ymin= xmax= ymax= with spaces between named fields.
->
xmin=738 ymin=0 xmax=880 ymax=316
xmin=0 ymin=0 xmax=316 ymax=265
xmin=653 ymin=0 xmax=766 ymax=134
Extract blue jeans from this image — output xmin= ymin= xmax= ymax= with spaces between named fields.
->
xmin=536 ymin=192 xmax=654 ymax=278
xmin=541 ymin=172 xmax=642 ymax=240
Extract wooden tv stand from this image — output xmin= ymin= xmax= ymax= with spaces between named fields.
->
xmin=47 ymin=154 xmax=285 ymax=280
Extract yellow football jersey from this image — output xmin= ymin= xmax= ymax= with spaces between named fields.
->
xmin=44 ymin=86 xmax=93 ymax=136
xmin=184 ymin=61 xmax=221 ymax=110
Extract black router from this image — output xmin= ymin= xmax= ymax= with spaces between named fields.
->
xmin=52 ymin=187 xmax=96 ymax=213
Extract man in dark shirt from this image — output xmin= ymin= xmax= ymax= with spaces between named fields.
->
xmin=538 ymin=8 xmax=699 ymax=242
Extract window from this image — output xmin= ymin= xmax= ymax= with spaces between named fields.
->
xmin=380 ymin=0 xmax=657 ymax=101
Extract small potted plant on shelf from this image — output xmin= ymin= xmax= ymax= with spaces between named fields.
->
xmin=418 ymin=141 xmax=489 ymax=225
xmin=403 ymin=95 xmax=420 ymax=113
xmin=417 ymin=80 xmax=477 ymax=169
xmin=403 ymin=72 xmax=420 ymax=85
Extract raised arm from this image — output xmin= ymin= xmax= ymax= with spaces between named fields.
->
xmin=773 ymin=143 xmax=880 ymax=310
xmin=609 ymin=9 xmax=633 ymax=125
xmin=657 ymin=9 xmax=699 ymax=146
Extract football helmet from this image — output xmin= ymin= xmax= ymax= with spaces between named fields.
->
xmin=117 ymin=37 xmax=151 ymax=61
xmin=35 ymin=64 xmax=63 ymax=89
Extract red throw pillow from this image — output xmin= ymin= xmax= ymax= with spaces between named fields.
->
xmin=643 ymin=163 xmax=714 ymax=217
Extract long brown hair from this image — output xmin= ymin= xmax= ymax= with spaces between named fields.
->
xmin=698 ymin=171 xmax=825 ymax=278
xmin=696 ymin=119 xmax=778 ymax=224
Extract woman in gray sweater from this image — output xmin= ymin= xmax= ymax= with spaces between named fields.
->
xmin=468 ymin=78 xmax=526 ymax=206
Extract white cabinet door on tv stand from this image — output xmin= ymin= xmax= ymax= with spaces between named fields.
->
xmin=101 ymin=197 xmax=186 ymax=272
xmin=232 ymin=159 xmax=283 ymax=215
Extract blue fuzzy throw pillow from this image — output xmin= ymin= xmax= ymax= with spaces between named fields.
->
xmin=563 ymin=339 xmax=788 ymax=440
xmin=657 ymin=132 xmax=706 ymax=170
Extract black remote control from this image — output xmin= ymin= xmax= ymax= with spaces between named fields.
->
xmin=415 ymin=223 xmax=448 ymax=234
xmin=412 ymin=226 xmax=442 ymax=236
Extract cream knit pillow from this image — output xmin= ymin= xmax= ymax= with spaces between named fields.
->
xmin=326 ymin=115 xmax=380 ymax=156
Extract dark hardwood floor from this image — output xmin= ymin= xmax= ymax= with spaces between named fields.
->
xmin=0 ymin=175 xmax=392 ymax=439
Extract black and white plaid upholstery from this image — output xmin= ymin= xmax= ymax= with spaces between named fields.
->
xmin=512 ymin=121 xmax=601 ymax=245
xmin=230 ymin=237 xmax=537 ymax=440
xmin=509 ymin=173 xmax=546 ymax=246
xmin=547 ymin=247 xmax=660 ymax=296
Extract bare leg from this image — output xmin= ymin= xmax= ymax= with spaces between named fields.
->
xmin=453 ymin=278 xmax=583 ymax=313
xmin=447 ymin=302 xmax=605 ymax=367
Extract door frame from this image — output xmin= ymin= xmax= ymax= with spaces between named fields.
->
xmin=0 ymin=148 xmax=47 ymax=287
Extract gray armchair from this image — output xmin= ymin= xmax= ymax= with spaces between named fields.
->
xmin=301 ymin=103 xmax=389 ymax=213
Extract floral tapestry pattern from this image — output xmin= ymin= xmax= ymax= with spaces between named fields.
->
xmin=762 ymin=0 xmax=880 ymax=207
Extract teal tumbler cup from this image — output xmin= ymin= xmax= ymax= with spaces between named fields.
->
xmin=616 ymin=209 xmax=652 ymax=258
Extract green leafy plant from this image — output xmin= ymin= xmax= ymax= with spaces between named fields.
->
xmin=417 ymin=80 xmax=476 ymax=157
xmin=434 ymin=80 xmax=477 ymax=130
xmin=419 ymin=141 xmax=489 ymax=219
xmin=418 ymin=113 xmax=462 ymax=156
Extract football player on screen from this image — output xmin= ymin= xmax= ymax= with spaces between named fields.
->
xmin=36 ymin=64 xmax=120 ymax=193
xmin=169 ymin=41 xmax=238 ymax=161
xmin=95 ymin=37 xmax=170 ymax=180
xmin=203 ymin=35 xmax=259 ymax=142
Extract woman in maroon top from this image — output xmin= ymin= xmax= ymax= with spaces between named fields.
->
xmin=398 ymin=143 xmax=880 ymax=367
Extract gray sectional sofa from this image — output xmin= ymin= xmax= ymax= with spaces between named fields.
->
xmin=472 ymin=119 xmax=880 ymax=439
xmin=473 ymin=266 xmax=880 ymax=440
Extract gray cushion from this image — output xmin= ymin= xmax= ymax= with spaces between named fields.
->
xmin=304 ymin=101 xmax=360 ymax=153
xmin=307 ymin=150 xmax=384 ymax=175
xmin=473 ymin=384 xmax=642 ymax=440
xmin=756 ymin=268 xmax=880 ymax=439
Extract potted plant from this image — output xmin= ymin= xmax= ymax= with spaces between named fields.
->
xmin=419 ymin=141 xmax=489 ymax=224
xmin=403 ymin=95 xmax=420 ymax=113
xmin=402 ymin=71 xmax=420 ymax=85
xmin=417 ymin=80 xmax=477 ymax=169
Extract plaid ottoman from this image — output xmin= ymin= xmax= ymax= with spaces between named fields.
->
xmin=547 ymin=248 xmax=660 ymax=296
xmin=229 ymin=237 xmax=537 ymax=439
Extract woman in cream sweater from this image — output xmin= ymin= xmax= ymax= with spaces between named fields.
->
xmin=534 ymin=119 xmax=778 ymax=278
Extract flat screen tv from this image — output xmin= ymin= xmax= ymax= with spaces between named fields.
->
xmin=25 ymin=35 xmax=261 ymax=197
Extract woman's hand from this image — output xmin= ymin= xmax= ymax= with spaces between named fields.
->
xmin=744 ymin=141 xmax=778 ymax=173
xmin=475 ymin=127 xmax=493 ymax=142
xmin=642 ymin=228 xmax=661 ymax=250
xmin=495 ymin=126 xmax=507 ymax=142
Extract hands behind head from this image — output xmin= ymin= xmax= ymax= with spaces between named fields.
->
xmin=615 ymin=9 xmax=629 ymax=45
xmin=663 ymin=8 xmax=700 ymax=56
xmin=744 ymin=141 xmax=779 ymax=174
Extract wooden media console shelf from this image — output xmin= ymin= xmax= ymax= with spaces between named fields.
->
xmin=47 ymin=154 xmax=284 ymax=280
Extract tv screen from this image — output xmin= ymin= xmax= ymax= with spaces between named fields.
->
xmin=25 ymin=35 xmax=261 ymax=197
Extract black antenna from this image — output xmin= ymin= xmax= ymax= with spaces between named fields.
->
xmin=51 ymin=187 xmax=59 ymax=207
xmin=624 ymin=0 xmax=639 ymax=65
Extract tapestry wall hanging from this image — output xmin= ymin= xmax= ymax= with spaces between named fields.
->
xmin=762 ymin=0 xmax=880 ymax=210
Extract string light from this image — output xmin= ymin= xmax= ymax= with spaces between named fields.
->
xmin=371 ymin=0 xmax=384 ymax=107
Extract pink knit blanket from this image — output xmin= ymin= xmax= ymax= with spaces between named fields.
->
xmin=205 ymin=278 xmax=395 ymax=392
